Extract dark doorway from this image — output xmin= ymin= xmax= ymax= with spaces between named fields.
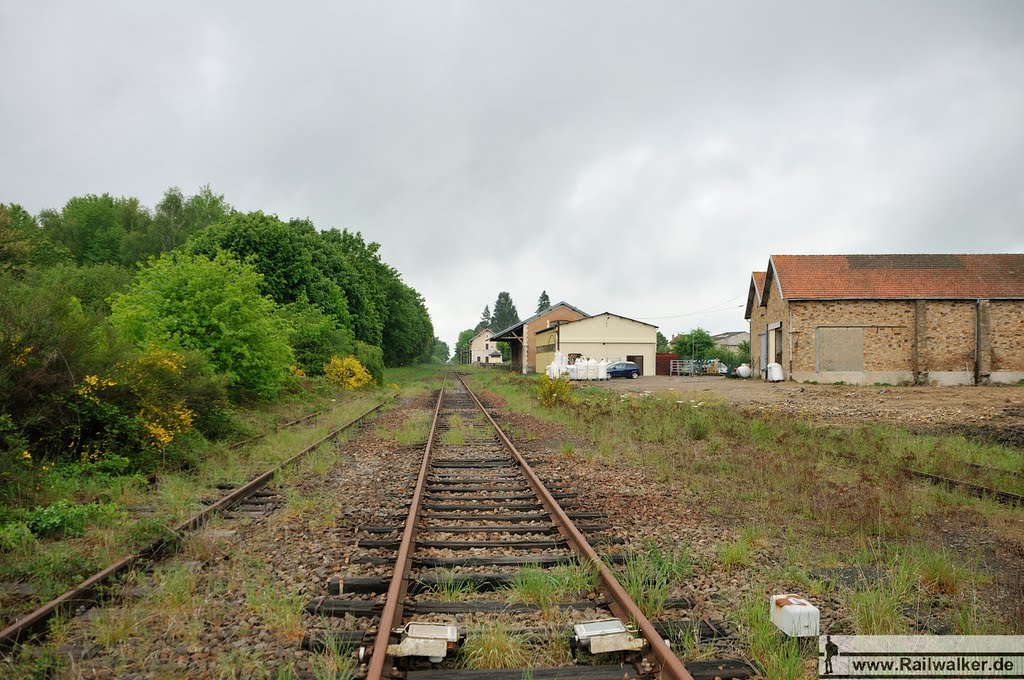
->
xmin=626 ymin=355 xmax=644 ymax=374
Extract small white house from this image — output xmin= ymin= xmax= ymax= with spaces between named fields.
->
xmin=470 ymin=328 xmax=503 ymax=364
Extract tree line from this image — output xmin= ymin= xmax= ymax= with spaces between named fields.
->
xmin=1 ymin=187 xmax=437 ymax=484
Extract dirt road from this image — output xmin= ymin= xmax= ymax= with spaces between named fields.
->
xmin=596 ymin=375 xmax=1024 ymax=445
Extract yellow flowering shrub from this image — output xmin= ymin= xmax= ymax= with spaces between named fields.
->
xmin=323 ymin=356 xmax=374 ymax=390
xmin=77 ymin=374 xmax=118 ymax=402
xmin=6 ymin=333 xmax=32 ymax=368
xmin=69 ymin=347 xmax=197 ymax=460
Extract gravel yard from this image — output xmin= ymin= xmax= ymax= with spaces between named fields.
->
xmin=597 ymin=375 xmax=1024 ymax=445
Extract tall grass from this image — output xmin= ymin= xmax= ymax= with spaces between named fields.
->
xmin=730 ymin=595 xmax=811 ymax=680
xmin=611 ymin=543 xmax=692 ymax=617
xmin=460 ymin=621 xmax=531 ymax=669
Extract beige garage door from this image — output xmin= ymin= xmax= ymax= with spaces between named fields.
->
xmin=817 ymin=327 xmax=864 ymax=372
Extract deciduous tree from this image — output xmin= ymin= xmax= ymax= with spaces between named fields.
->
xmin=109 ymin=252 xmax=294 ymax=399
xmin=670 ymin=327 xmax=716 ymax=361
xmin=454 ymin=328 xmax=477 ymax=364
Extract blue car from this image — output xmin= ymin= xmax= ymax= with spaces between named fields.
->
xmin=606 ymin=361 xmax=640 ymax=379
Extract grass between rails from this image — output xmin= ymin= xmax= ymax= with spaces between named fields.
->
xmin=463 ymin=367 xmax=1024 ymax=674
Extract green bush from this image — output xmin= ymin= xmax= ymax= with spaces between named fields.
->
xmin=0 ymin=521 xmax=34 ymax=552
xmin=279 ymin=297 xmax=355 ymax=376
xmin=109 ymin=251 xmax=295 ymax=399
xmin=354 ymin=341 xmax=384 ymax=385
xmin=26 ymin=500 xmax=118 ymax=538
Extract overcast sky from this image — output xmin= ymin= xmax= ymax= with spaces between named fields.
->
xmin=3 ymin=1 xmax=1023 ymax=349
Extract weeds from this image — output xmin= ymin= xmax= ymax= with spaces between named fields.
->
xmin=506 ymin=561 xmax=597 ymax=616
xmin=246 ymin=585 xmax=306 ymax=641
xmin=535 ymin=374 xmax=573 ymax=407
xmin=460 ymin=621 xmax=531 ymax=669
xmin=456 ymin=370 xmax=1023 ymax=639
xmin=843 ymin=559 xmax=917 ymax=634
xmin=88 ymin=606 xmax=141 ymax=645
xmin=310 ymin=634 xmax=357 ymax=680
xmin=390 ymin=411 xmax=432 ymax=446
xmin=730 ymin=595 xmax=810 ymax=680
xmin=612 ymin=543 xmax=691 ymax=617
xmin=440 ymin=414 xmax=467 ymax=445
xmin=428 ymin=570 xmax=476 ymax=601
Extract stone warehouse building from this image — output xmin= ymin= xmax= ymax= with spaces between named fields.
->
xmin=745 ymin=254 xmax=1024 ymax=385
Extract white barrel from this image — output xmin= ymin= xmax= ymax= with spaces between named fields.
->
xmin=767 ymin=363 xmax=784 ymax=382
xmin=735 ymin=363 xmax=752 ymax=379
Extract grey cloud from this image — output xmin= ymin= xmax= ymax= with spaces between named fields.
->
xmin=2 ymin=1 xmax=1023 ymax=347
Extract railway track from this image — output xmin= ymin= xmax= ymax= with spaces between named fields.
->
xmin=306 ymin=374 xmax=752 ymax=679
xmin=835 ymin=451 xmax=1024 ymax=507
xmin=0 ymin=399 xmax=387 ymax=653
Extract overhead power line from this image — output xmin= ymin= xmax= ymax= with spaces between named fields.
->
xmin=635 ymin=295 xmax=745 ymax=321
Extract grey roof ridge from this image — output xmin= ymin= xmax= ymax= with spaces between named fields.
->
xmin=491 ymin=301 xmax=589 ymax=338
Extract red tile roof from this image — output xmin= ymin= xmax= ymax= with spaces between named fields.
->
xmin=752 ymin=271 xmax=766 ymax=300
xmin=744 ymin=271 xmax=768 ymax=319
xmin=769 ymin=254 xmax=1024 ymax=300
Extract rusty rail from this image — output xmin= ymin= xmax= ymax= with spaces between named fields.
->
xmin=456 ymin=372 xmax=693 ymax=680
xmin=0 ymin=400 xmax=386 ymax=653
xmin=366 ymin=380 xmax=446 ymax=678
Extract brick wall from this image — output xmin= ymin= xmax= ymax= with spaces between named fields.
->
xmin=788 ymin=300 xmax=916 ymax=374
xmin=524 ymin=307 xmax=587 ymax=372
xmin=748 ymin=284 xmax=1024 ymax=384
xmin=988 ymin=301 xmax=1024 ymax=382
xmin=747 ymin=302 xmax=766 ymax=374
xmin=919 ymin=301 xmax=977 ymax=374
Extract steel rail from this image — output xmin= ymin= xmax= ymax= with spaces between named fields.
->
xmin=227 ymin=408 xmax=325 ymax=450
xmin=908 ymin=468 xmax=1023 ymax=506
xmin=366 ymin=379 xmax=446 ymax=679
xmin=0 ymin=400 xmax=387 ymax=653
xmin=456 ymin=372 xmax=694 ymax=680
xmin=835 ymin=451 xmax=1024 ymax=507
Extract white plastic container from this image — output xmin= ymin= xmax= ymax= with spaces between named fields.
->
xmin=597 ymin=359 xmax=609 ymax=380
xmin=769 ymin=594 xmax=819 ymax=637
xmin=735 ymin=364 xmax=752 ymax=379
xmin=568 ymin=364 xmax=578 ymax=380
xmin=586 ymin=358 xmax=598 ymax=380
xmin=766 ymin=362 xmax=784 ymax=382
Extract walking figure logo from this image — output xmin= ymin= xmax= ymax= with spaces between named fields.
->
xmin=824 ymin=635 xmax=839 ymax=675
